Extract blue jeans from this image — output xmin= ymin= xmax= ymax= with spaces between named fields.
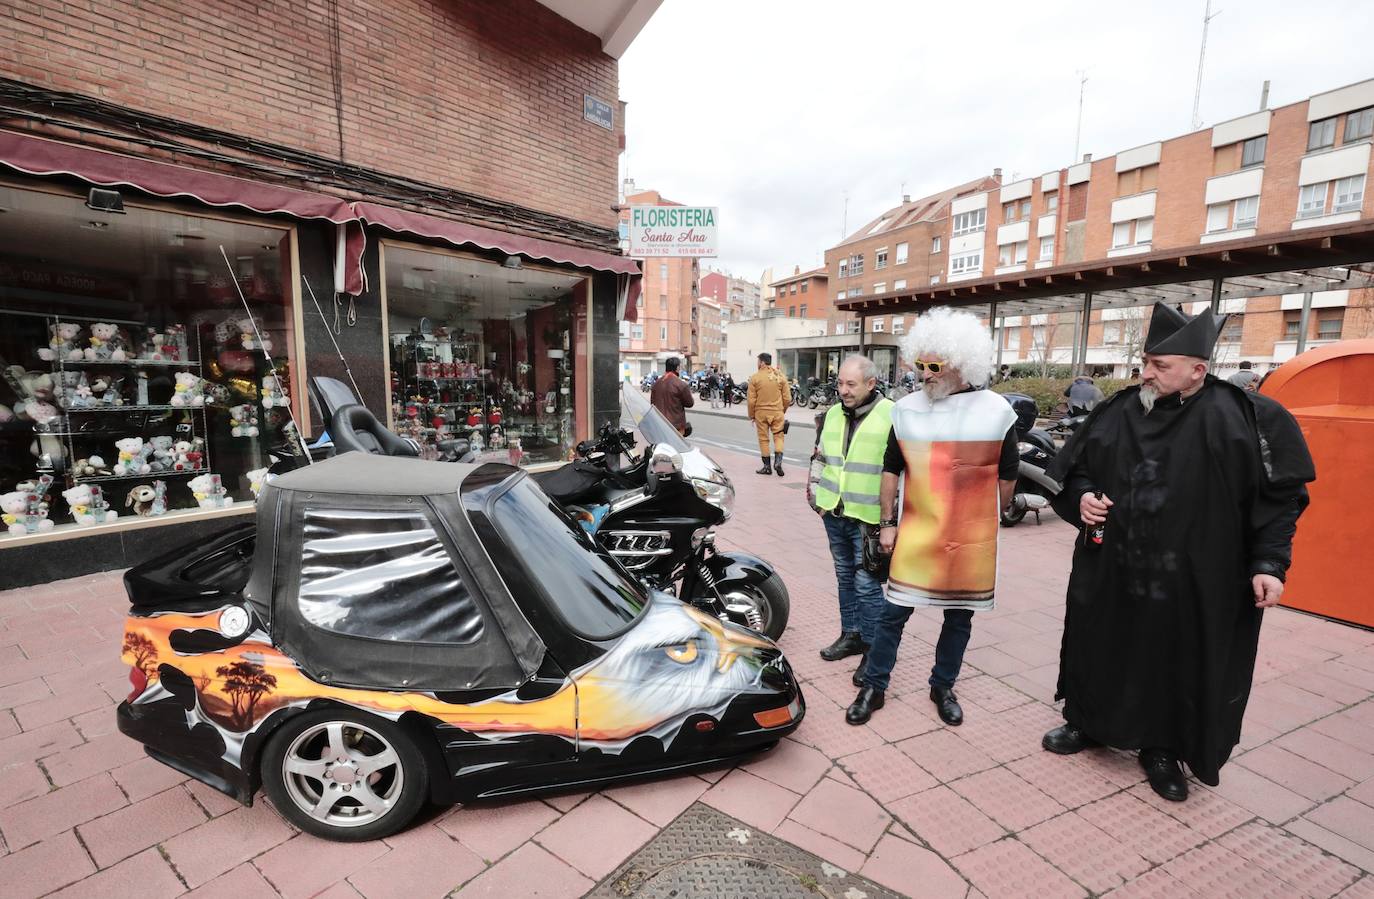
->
xmin=864 ymin=605 xmax=975 ymax=692
xmin=821 ymin=513 xmax=884 ymax=645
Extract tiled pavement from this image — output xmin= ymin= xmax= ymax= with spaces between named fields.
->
xmin=3 ymin=447 xmax=1374 ymax=898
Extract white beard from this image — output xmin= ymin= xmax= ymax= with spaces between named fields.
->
xmin=1138 ymin=384 xmax=1159 ymax=414
xmin=923 ymin=379 xmax=956 ymax=402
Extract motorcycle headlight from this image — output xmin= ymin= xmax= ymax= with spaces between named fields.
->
xmin=690 ymin=476 xmax=735 ymax=519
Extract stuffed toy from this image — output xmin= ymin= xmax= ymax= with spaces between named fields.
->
xmin=172 ymin=439 xmax=203 ymax=471
xmin=90 ymin=375 xmax=124 ymax=407
xmin=125 ymin=481 xmax=167 ymax=516
xmin=188 ymin=473 xmax=229 ymax=508
xmin=141 ymin=326 xmax=186 ymax=363
xmin=170 ymin=372 xmax=206 ymax=408
xmin=72 ymin=455 xmax=111 ymax=478
xmin=247 ymin=467 xmax=269 ymax=498
xmin=113 ymin=437 xmax=152 ymax=477
xmin=2 ymin=476 xmax=55 ymax=536
xmin=38 ymin=322 xmax=83 ymax=362
xmin=238 ymin=317 xmax=272 ymax=353
xmin=20 ymin=398 xmax=61 ymax=432
xmin=261 ymin=374 xmax=290 ymax=409
xmin=84 ymin=323 xmax=128 ymax=362
xmin=229 ymin=403 xmax=260 ymax=437
xmin=63 ymin=484 xmax=117 ymax=525
xmin=60 ymin=372 xmax=94 ymax=410
xmin=146 ymin=436 xmax=176 ymax=473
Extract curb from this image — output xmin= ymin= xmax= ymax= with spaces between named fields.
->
xmin=687 ymin=406 xmax=820 ymax=429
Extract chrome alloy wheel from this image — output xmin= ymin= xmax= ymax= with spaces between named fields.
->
xmin=722 ymin=588 xmax=770 ymax=634
xmin=280 ymin=720 xmax=404 ymax=828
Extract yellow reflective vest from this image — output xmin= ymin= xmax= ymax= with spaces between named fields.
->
xmin=814 ymin=397 xmax=894 ymax=524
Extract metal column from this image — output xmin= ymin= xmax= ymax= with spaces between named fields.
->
xmin=1075 ymin=292 xmax=1093 ymax=375
xmin=1209 ymin=276 xmax=1224 ymax=315
xmin=1296 ymin=291 xmax=1314 ymax=355
xmin=857 ymin=314 xmax=866 ymax=353
xmin=990 ymin=301 xmax=1003 ymax=371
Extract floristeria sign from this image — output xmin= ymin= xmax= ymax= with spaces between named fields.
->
xmin=627 ymin=206 xmax=718 ymax=258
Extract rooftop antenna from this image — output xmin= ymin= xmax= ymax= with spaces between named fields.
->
xmin=1073 ymin=71 xmax=1088 ymax=162
xmin=1191 ymin=0 xmax=1222 ymax=130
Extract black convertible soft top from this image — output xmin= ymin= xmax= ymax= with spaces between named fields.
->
xmin=245 ymin=454 xmax=545 ymax=692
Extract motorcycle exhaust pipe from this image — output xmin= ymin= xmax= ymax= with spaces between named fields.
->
xmin=1013 ymin=493 xmax=1051 ymax=511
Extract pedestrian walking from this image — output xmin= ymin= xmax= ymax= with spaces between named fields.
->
xmin=1040 ymin=302 xmax=1314 ymax=802
xmin=649 ymin=356 xmax=694 ymax=436
xmin=810 ymin=355 xmax=894 ymax=670
xmin=847 ymin=308 xmax=1018 ymax=728
xmin=747 ymin=352 xmax=791 ymax=475
xmin=721 ymin=372 xmax=736 ymax=407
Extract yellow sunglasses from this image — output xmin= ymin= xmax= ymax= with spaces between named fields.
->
xmin=913 ymin=360 xmax=946 ymax=373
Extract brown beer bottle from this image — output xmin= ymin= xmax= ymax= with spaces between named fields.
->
xmin=1082 ymin=490 xmax=1106 ymax=549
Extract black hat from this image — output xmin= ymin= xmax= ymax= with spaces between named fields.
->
xmin=1143 ymin=301 xmax=1226 ymax=358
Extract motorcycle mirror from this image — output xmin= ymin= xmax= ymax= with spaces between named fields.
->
xmin=646 ymin=442 xmax=683 ymax=493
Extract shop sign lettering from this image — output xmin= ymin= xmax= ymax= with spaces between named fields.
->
xmin=628 ymin=206 xmax=718 ymax=258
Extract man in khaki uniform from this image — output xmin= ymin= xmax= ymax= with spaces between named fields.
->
xmin=747 ymin=352 xmax=791 ymax=476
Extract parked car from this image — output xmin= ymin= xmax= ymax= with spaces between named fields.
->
xmin=117 ymin=453 xmax=805 ymax=841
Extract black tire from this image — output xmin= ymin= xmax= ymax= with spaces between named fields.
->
xmin=261 ymin=707 xmax=428 ymax=842
xmin=1000 ymin=503 xmax=1027 ymax=527
xmin=718 ymin=573 xmax=791 ymax=640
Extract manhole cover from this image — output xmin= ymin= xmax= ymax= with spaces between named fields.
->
xmin=589 ymin=803 xmax=902 ymax=899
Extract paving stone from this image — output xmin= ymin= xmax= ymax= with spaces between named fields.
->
xmin=109 ymin=755 xmax=190 ymax=803
xmin=897 ymin=728 xmax=998 ymax=782
xmin=860 ymin=831 xmax=968 ymax=898
xmin=1101 ymin=867 xmax=1204 ymax=899
xmin=0 ymin=771 xmax=126 ymax=849
xmin=699 ymin=768 xmax=801 ymax=833
xmin=1201 ymin=763 xmax=1316 ymax=825
xmin=1021 ymin=811 xmax=1152 ymax=894
xmin=1238 ymin=744 xmax=1357 ymax=802
xmin=770 ymin=819 xmax=867 ymax=874
xmin=1160 ymin=839 xmax=1296 ymax=898
xmin=348 ymin=823 xmax=485 ymax=899
xmin=784 ymin=776 xmax=891 ymax=853
xmin=953 ymin=836 xmax=1087 ymax=899
xmin=789 ymin=695 xmax=886 ymax=757
xmin=602 ymin=772 xmax=709 ymax=827
xmin=77 ymin=785 xmax=207 ymax=868
xmin=1288 ymin=819 xmax=1374 ymax=876
xmin=1305 ymin=796 xmax=1374 ymax=853
xmin=162 ymin=801 xmax=295 ymax=888
xmin=183 ymin=862 xmax=280 ymax=898
xmin=0 ymin=719 xmax=83 ymax=766
xmin=534 ymin=794 xmax=658 ymax=881
xmin=839 ymin=742 xmax=938 ymax=803
xmin=437 ymin=797 xmax=559 ymax=862
xmin=460 ymin=841 xmax=591 ymax=899
xmin=949 ymin=765 xmax=1066 ymax=832
xmin=888 ymin=785 xmax=1006 ymax=857
xmin=1274 ymin=728 xmax=1374 ymax=782
xmin=46 ymin=846 xmax=183 ymax=899
xmin=1007 ymin=749 xmax=1119 ymax=809
xmin=39 ymin=730 xmax=146 ymax=787
xmin=1125 ymin=780 xmax=1255 ymax=839
xmin=0 ymin=829 xmax=97 ymax=899
xmin=739 ymin=736 xmax=832 ymax=795
xmin=1217 ymin=820 xmax=1362 ymax=899
xmin=0 ymin=759 xmax=51 ymax=809
xmin=1077 ymin=791 xmax=1206 ymax=866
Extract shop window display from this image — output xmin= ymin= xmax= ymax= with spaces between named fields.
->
xmin=385 ymin=245 xmax=586 ymax=466
xmin=0 ymin=184 xmax=298 ymax=538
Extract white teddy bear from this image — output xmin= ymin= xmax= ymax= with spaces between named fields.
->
xmin=84 ymin=323 xmax=127 ymax=362
xmin=61 ymin=484 xmax=117 ymax=526
xmin=187 ymin=473 xmax=229 ymax=509
xmin=113 ymin=437 xmax=151 ymax=476
xmin=229 ymin=404 xmax=260 ymax=437
xmin=170 ymin=371 xmax=206 ymax=408
xmin=38 ymin=322 xmax=84 ymax=362
xmin=1 ymin=490 xmax=55 ymax=536
xmin=261 ymin=374 xmax=290 ymax=409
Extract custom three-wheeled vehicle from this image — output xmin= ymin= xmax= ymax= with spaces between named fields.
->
xmin=116 ymin=452 xmax=805 ymax=841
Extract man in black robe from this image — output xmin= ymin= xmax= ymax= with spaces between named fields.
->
xmin=1040 ymin=302 xmax=1314 ymax=802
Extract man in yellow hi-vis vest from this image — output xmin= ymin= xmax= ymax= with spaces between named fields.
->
xmin=810 ymin=354 xmax=894 ymax=676
xmin=846 ymin=309 xmax=1018 ymax=729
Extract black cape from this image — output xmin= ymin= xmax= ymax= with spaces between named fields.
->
xmin=1045 ymin=377 xmax=1314 ymax=784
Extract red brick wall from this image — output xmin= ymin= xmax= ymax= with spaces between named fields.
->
xmin=0 ymin=0 xmax=621 ymax=228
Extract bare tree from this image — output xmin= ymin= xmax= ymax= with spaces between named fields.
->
xmin=215 ymin=660 xmax=278 ymax=730
xmin=122 ymin=632 xmax=158 ymax=678
xmin=1028 ymin=314 xmax=1071 ymax=377
xmin=1118 ymin=306 xmax=1149 ymax=373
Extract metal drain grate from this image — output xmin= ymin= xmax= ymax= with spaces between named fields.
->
xmin=588 ymin=803 xmax=903 ymax=899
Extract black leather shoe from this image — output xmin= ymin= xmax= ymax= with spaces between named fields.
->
xmin=774 ymin=452 xmax=785 ymax=477
xmin=1041 ymin=724 xmax=1101 ymax=755
xmin=1140 ymin=749 xmax=1189 ymax=802
xmin=930 ymin=686 xmax=963 ymax=726
xmin=756 ymin=456 xmax=772 ymax=475
xmin=845 ymin=687 xmax=885 ymax=725
xmin=820 ymin=632 xmax=865 ymax=661
xmin=851 ymin=654 xmax=867 ymax=687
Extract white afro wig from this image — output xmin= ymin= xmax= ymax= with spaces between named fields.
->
xmin=901 ymin=306 xmax=996 ymax=388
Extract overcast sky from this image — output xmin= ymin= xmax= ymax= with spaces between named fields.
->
xmin=618 ymin=0 xmax=1374 ymax=283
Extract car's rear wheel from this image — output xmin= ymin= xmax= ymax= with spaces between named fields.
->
xmin=261 ymin=708 xmax=427 ymax=841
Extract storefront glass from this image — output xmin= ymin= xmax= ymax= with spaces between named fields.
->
xmin=383 ymin=244 xmax=586 ymax=467
xmin=0 ymin=184 xmax=298 ymax=540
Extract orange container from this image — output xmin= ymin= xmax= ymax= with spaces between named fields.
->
xmin=1260 ymin=339 xmax=1374 ymax=627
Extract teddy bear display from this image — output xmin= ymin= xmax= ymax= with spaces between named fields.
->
xmin=113 ymin=437 xmax=152 ymax=477
xmin=38 ymin=322 xmax=84 ymax=362
xmin=187 ymin=473 xmax=230 ymax=509
xmin=145 ymin=436 xmax=176 ymax=473
xmin=260 ymin=374 xmax=290 ymax=409
xmin=57 ymin=371 xmax=94 ymax=410
xmin=247 ymin=467 xmax=269 ymax=498
xmin=229 ymin=404 xmax=260 ymax=438
xmin=140 ymin=325 xmax=188 ymax=362
xmin=83 ymin=323 xmax=128 ymax=362
xmin=172 ymin=438 xmax=204 ymax=472
xmin=170 ymin=372 xmax=206 ymax=407
xmin=62 ymin=484 xmax=117 ymax=526
xmin=71 ymin=455 xmax=111 ymax=478
xmin=238 ymin=317 xmax=272 ymax=353
xmin=125 ymin=481 xmax=168 ymax=516
xmin=2 ymin=475 xmax=55 ymax=536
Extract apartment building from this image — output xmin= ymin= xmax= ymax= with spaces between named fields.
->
xmin=768 ymin=266 xmax=831 ymax=319
xmin=826 ymin=77 xmax=1374 ymax=376
xmin=700 ymin=269 xmax=763 ymax=322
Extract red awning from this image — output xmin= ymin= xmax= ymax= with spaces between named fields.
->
xmin=351 ymin=202 xmax=639 ymax=276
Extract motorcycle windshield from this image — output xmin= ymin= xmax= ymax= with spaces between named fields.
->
xmin=621 ymin=384 xmax=690 ymax=453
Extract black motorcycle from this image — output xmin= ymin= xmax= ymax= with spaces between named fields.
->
xmin=999 ymin=392 xmax=1061 ymax=526
xmin=805 ymin=377 xmax=837 ymax=409
xmin=534 ymin=387 xmax=790 ymax=638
